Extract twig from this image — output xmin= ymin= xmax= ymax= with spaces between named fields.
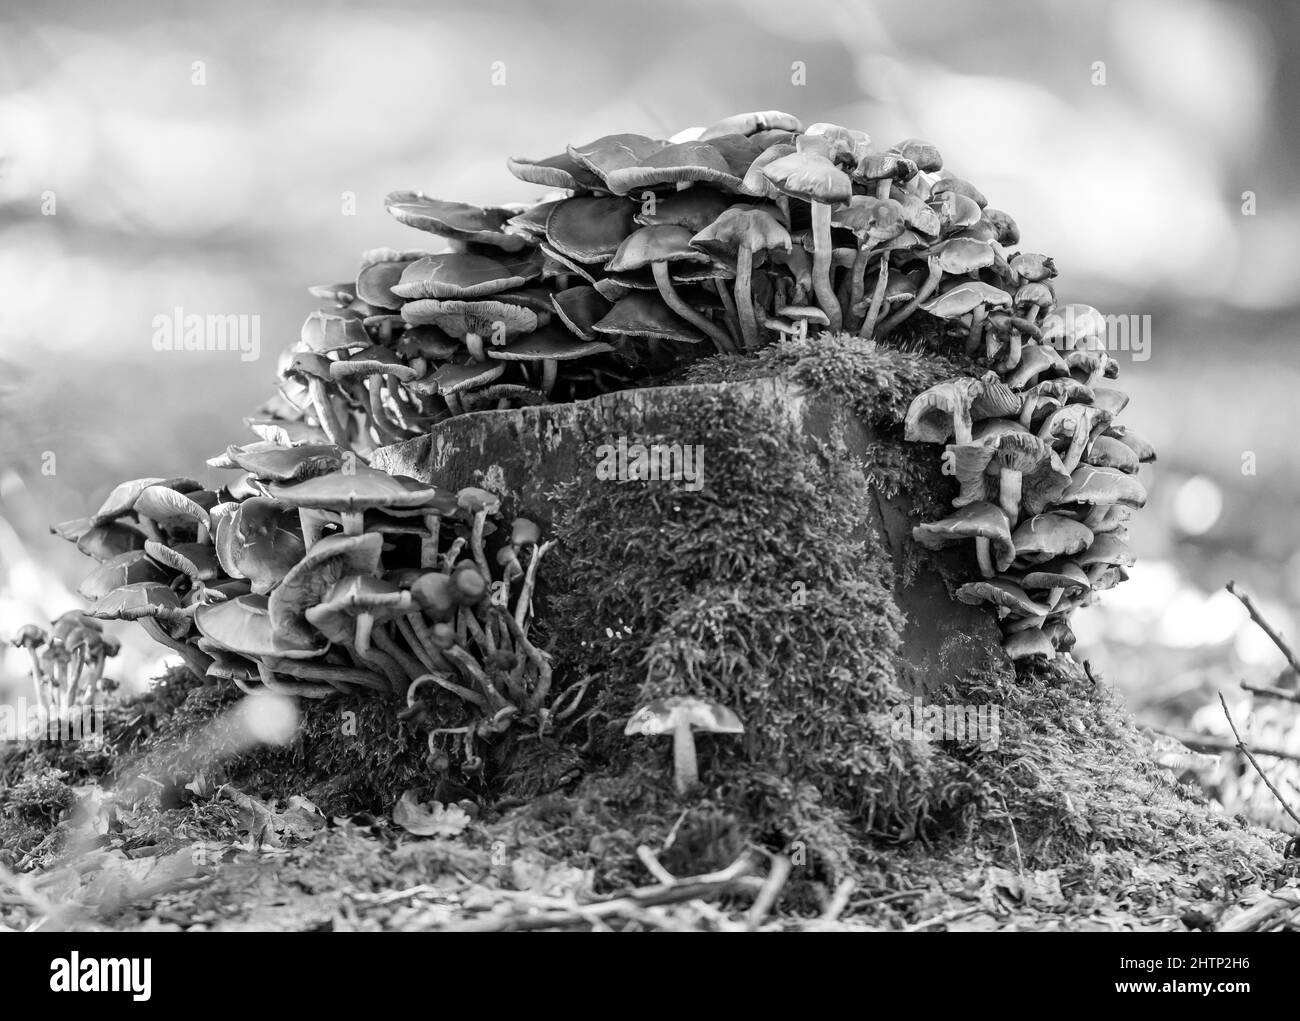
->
xmin=998 ymin=790 xmax=1024 ymax=875
xmin=636 ymin=845 xmax=677 ymax=886
xmin=1227 ymin=580 xmax=1300 ymax=678
xmin=1216 ymin=889 xmax=1300 ymax=933
xmin=745 ymin=856 xmax=792 ymax=930
xmin=1151 ymin=725 xmax=1300 ymax=765
xmin=1241 ymin=680 xmax=1300 ymax=705
xmin=1218 ymin=693 xmax=1300 ymax=831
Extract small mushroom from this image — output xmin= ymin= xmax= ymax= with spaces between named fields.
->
xmin=1010 ymin=513 xmax=1095 ymax=566
xmin=691 ymin=206 xmax=792 ymax=349
xmin=913 ymin=502 xmax=1014 ymax=578
xmin=624 ymin=696 xmax=744 ymax=794
xmin=904 ymin=377 xmax=984 ymax=446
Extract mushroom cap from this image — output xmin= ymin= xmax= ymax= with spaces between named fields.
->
xmin=267 ymin=466 xmax=450 ymax=513
xmin=929 ymin=190 xmax=982 ymax=230
xmin=1011 ymin=513 xmax=1095 ymax=563
xmin=488 ymin=327 xmax=615 ymax=363
xmin=505 ymin=200 xmax=563 ymax=241
xmin=1008 ymin=252 xmax=1057 ymax=282
xmin=921 ymin=281 xmax=1012 ymax=318
xmin=993 ymin=433 xmax=1071 ymax=514
xmin=904 ymin=377 xmax=983 ymax=444
xmin=356 ymin=251 xmax=427 ymax=310
xmin=511 ymin=517 xmax=541 ymax=546
xmin=691 ymin=204 xmax=792 ymax=259
xmin=633 ymin=186 xmax=732 ymax=233
xmin=1037 ymin=403 xmax=1111 ymax=448
xmin=1088 ymin=386 xmax=1130 ymax=418
xmin=932 ymin=175 xmax=988 ymax=209
xmin=12 ymin=624 xmax=47 ymax=648
xmin=936 ymin=237 xmax=996 ymax=275
xmin=851 ymin=152 xmax=917 ymax=186
xmin=308 ymin=282 xmax=357 ymax=305
xmin=956 ymin=578 xmax=1050 ymax=617
xmin=93 ymin=476 xmax=196 ymax=524
xmin=546 ymin=195 xmax=638 ymax=264
xmin=1106 ymin=424 xmax=1157 ymax=463
xmin=567 ymin=133 xmax=669 ymax=184
xmin=760 ymin=150 xmax=852 ymax=204
xmin=832 ymin=195 xmax=905 ymax=243
xmin=1003 ymin=628 xmax=1056 ymax=661
xmin=1060 ymin=465 xmax=1148 ymax=509
xmin=402 ymin=298 xmax=537 ymax=340
xmin=973 ymin=419 xmax=1031 ymax=442
xmin=602 ymin=140 xmax=749 ymax=195
xmin=947 ymin=439 xmax=998 ymax=508
xmin=300 ymin=309 xmax=370 ymax=352
xmin=1075 ymin=533 xmax=1135 ymax=570
xmin=970 ymin=377 xmax=1021 ymax=420
xmin=130 ymin=485 xmax=212 ymax=533
xmin=456 ymin=486 xmax=502 ymax=515
xmin=219 ymin=497 xmax=307 ymax=595
xmin=223 ymin=443 xmax=344 ymax=484
xmin=1040 ymin=304 xmax=1106 ymax=347
xmin=551 ymin=285 xmax=613 ymax=341
xmin=52 ymin=518 xmax=148 ymax=562
xmin=592 ymin=291 xmax=705 ymax=343
xmin=1004 ymin=344 xmax=1068 ymax=388
xmin=1020 ymin=560 xmax=1091 ymax=593
xmin=980 ymin=207 xmax=1020 ymax=246
xmin=892 ymin=138 xmax=943 ymax=173
xmin=505 ymin=151 xmax=603 ymax=191
xmin=700 ymin=110 xmax=802 ymax=139
xmin=329 ymin=344 xmax=421 ymax=382
xmin=393 ymin=252 xmax=537 ymax=301
xmin=422 ymin=358 xmax=506 ymax=396
xmin=1084 ymin=434 xmax=1139 ymax=473
xmin=912 ymin=502 xmax=1015 ymax=572
xmin=197 ymin=593 xmax=325 ymax=659
xmin=1014 ymin=281 xmax=1056 ymax=310
xmin=624 ymin=695 xmax=745 ymax=736
xmin=606 ymin=224 xmax=710 ymax=273
xmin=383 ymin=193 xmax=523 ymax=251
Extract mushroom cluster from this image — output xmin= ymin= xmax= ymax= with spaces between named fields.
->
xmin=9 ymin=613 xmax=120 ymax=716
xmin=260 ymin=111 xmax=1090 ymax=460
xmin=51 ymin=448 xmax=566 ymax=775
xmin=907 ymin=346 xmax=1154 ymax=661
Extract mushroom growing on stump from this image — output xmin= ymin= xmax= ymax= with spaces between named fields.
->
xmin=690 ymin=206 xmax=791 ymax=350
xmin=760 ymin=146 xmax=853 ymax=330
xmin=955 ymin=578 xmax=1051 ymax=622
xmin=904 ymin=377 xmax=984 ymax=446
xmin=1037 ymin=403 xmax=1112 ymax=473
xmin=1003 ymin=628 xmax=1056 ymax=662
xmin=605 ymin=225 xmax=735 ymax=353
xmin=488 ymin=327 xmax=615 ymax=397
xmin=1020 ymin=560 xmax=1091 ymax=610
xmin=1010 ymin=513 xmax=1095 ymax=566
xmin=624 ymin=696 xmax=745 ymax=794
xmin=987 ymin=433 xmax=1069 ymax=525
xmin=913 ymin=502 xmax=1014 ymax=579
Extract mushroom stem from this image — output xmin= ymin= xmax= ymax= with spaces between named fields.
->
xmin=307 ymin=378 xmax=347 ymax=449
xmin=266 ymin=657 xmax=388 ymax=693
xmin=998 ymin=468 xmax=1023 ymax=526
xmin=395 ymin=615 xmax=439 ymax=673
xmin=650 ymin=262 xmax=734 ymax=354
xmin=444 ymin=392 xmax=464 ymax=416
xmin=540 ymin=359 xmax=558 ymax=397
xmin=341 ymin=510 xmax=364 ymax=536
xmin=711 ymin=278 xmax=744 ymax=351
xmin=23 ymin=649 xmax=47 ymax=711
xmin=1047 ymin=587 xmax=1064 ymax=609
xmin=255 ymin=661 xmax=334 ymax=699
xmin=732 ymin=243 xmax=759 ymax=351
xmin=515 ymin=538 xmax=556 ymax=633
xmin=354 ymin=612 xmax=375 ymax=655
xmin=672 ymin=722 xmax=699 ymax=794
xmin=879 ymin=256 xmax=942 ymax=336
xmin=1018 ymin=397 xmax=1041 ymax=428
xmin=1062 ymin=429 xmax=1090 ymax=473
xmin=367 ymin=375 xmax=406 ymax=445
xmin=952 ymin=415 xmax=974 ymax=447
xmin=974 ymin=537 xmax=995 ymax=579
xmin=966 ymin=305 xmax=987 ymax=356
xmin=420 ymin=512 xmax=441 ymax=569
xmin=808 ymin=202 xmax=842 ymax=331
xmin=1002 ymin=330 xmax=1023 ymax=370
xmin=371 ymin=626 xmax=425 ymax=683
xmin=465 ymin=332 xmax=487 ymax=362
xmin=297 ymin=508 xmax=327 ymax=550
xmin=859 ymin=254 xmax=891 ymax=339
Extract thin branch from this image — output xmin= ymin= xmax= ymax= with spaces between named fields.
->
xmin=1227 ymin=580 xmax=1300 ymax=677
xmin=1240 ymin=680 xmax=1300 ymax=705
xmin=1218 ymin=693 xmax=1300 ymax=831
xmin=1151 ymin=725 xmax=1300 ymax=765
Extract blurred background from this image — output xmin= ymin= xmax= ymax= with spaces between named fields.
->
xmin=2 ymin=0 xmax=1298 ymax=819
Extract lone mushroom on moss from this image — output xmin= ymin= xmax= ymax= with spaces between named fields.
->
xmin=624 ymin=696 xmax=745 ymax=794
